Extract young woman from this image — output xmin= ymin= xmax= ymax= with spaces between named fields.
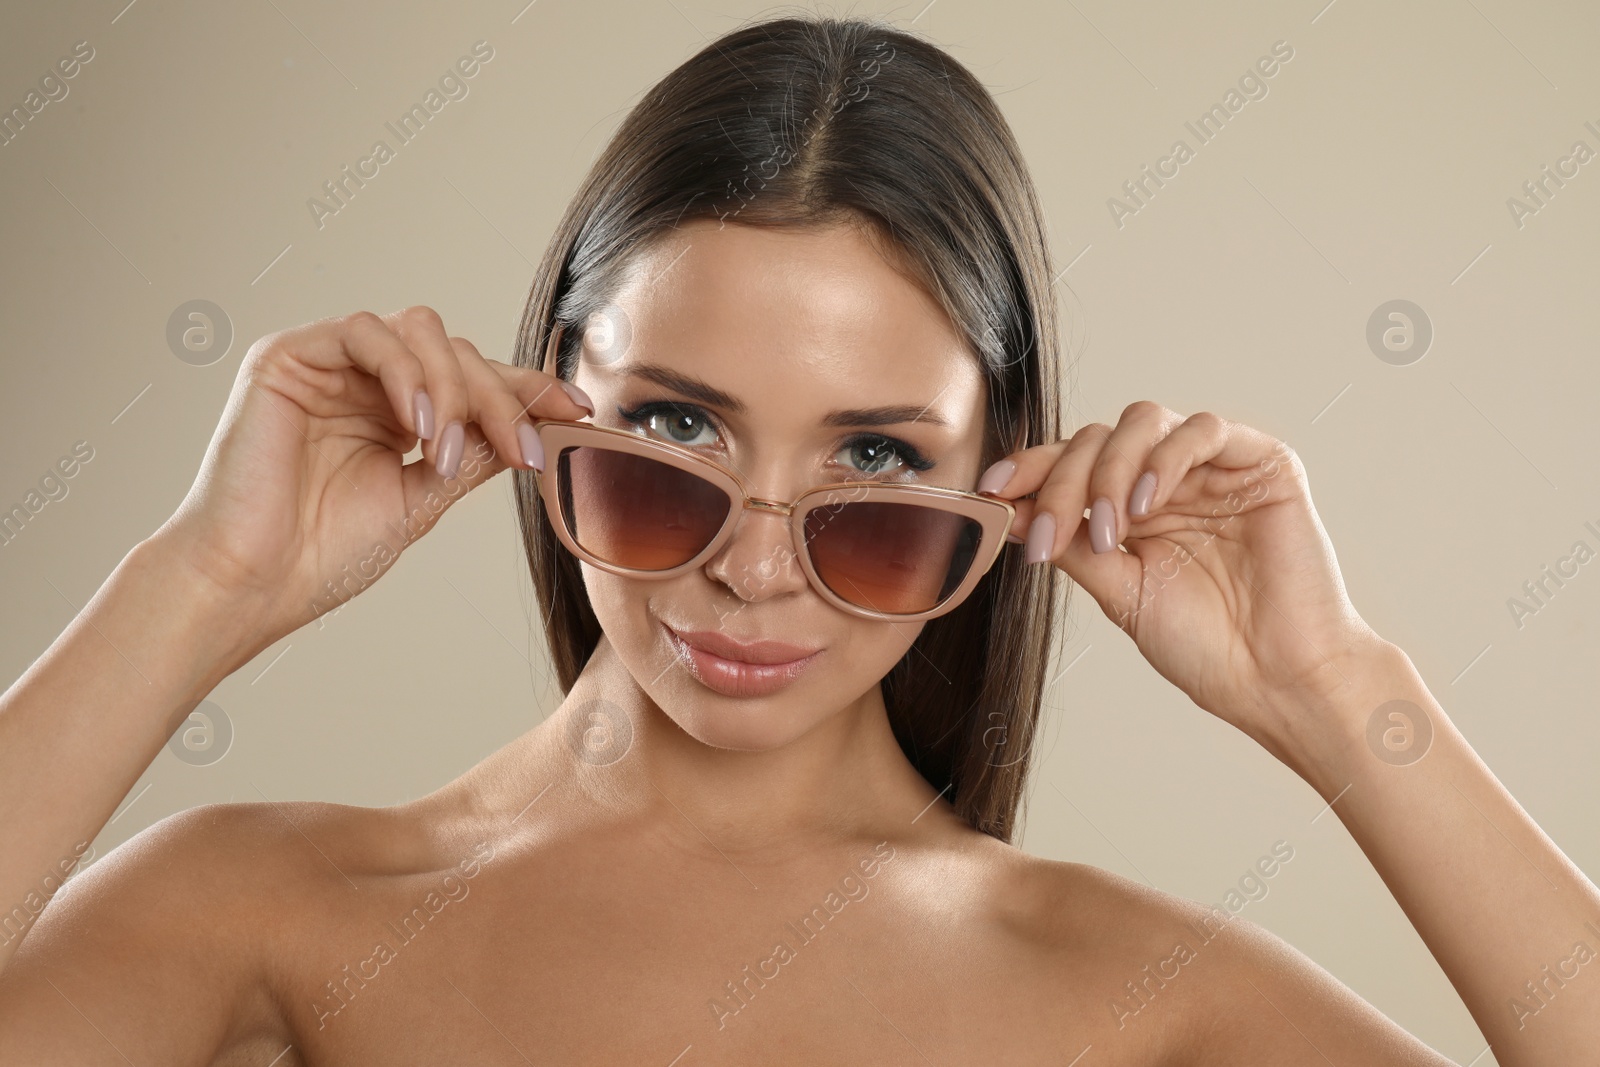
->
xmin=1 ymin=14 xmax=1595 ymax=1066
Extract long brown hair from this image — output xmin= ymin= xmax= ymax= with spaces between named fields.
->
xmin=512 ymin=14 xmax=1068 ymax=844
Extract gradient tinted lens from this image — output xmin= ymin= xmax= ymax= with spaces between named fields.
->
xmin=804 ymin=497 xmax=982 ymax=615
xmin=557 ymin=444 xmax=731 ymax=570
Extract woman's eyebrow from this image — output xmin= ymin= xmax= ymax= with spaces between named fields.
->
xmin=621 ymin=363 xmax=951 ymax=427
xmin=822 ymin=404 xmax=951 ymax=429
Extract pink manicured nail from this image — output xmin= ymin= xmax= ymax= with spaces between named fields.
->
xmin=517 ymin=423 xmax=544 ymax=471
xmin=437 ymin=421 xmax=464 ymax=479
xmin=977 ymin=458 xmax=1016 ymax=495
xmin=1129 ymin=471 xmax=1157 ymax=518
xmin=1025 ymin=512 xmax=1056 ymax=564
xmin=1006 ymin=530 xmax=1025 ymax=544
xmin=413 ymin=389 xmax=435 ymax=440
xmin=560 ymin=380 xmax=594 ymax=415
xmin=1089 ymin=496 xmax=1116 ymax=554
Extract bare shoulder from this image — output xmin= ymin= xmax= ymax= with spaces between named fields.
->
xmin=946 ymin=834 xmax=1213 ymax=958
xmin=0 ymin=793 xmax=485 ymax=1065
xmin=968 ymin=842 xmax=1458 ymax=1066
xmin=54 ymin=790 xmax=485 ymax=909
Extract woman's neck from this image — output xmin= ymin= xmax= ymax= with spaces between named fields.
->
xmin=545 ymin=633 xmax=947 ymax=857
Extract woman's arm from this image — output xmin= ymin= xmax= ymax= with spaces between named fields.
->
xmin=0 ymin=532 xmax=257 ymax=974
xmin=984 ymin=401 xmax=1600 ymax=1064
xmin=0 ymin=307 xmax=592 ymax=1061
xmin=0 ymin=516 xmax=308 ymax=1064
xmin=1272 ymin=636 xmax=1600 ymax=1065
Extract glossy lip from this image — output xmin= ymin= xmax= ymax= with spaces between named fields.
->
xmin=666 ymin=626 xmax=820 ymax=664
xmin=664 ymin=624 xmax=821 ymax=699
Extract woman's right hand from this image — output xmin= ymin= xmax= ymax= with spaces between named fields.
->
xmin=152 ymin=305 xmax=591 ymax=662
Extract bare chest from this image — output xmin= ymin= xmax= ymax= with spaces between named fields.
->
xmin=268 ymin=849 xmax=1157 ymax=1067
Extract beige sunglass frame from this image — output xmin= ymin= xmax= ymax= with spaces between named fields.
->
xmin=529 ymin=322 xmax=1017 ymax=622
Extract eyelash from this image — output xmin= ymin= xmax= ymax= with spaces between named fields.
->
xmin=615 ymin=400 xmax=936 ymax=477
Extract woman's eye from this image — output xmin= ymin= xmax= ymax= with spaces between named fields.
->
xmin=840 ymin=437 xmax=908 ymax=476
xmin=644 ymin=407 xmax=719 ymax=448
xmin=620 ymin=401 xmax=932 ymax=477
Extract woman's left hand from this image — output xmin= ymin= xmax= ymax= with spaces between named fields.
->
xmin=980 ymin=401 xmax=1387 ymax=751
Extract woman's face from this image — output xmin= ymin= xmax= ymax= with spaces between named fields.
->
xmin=568 ymin=218 xmax=991 ymax=751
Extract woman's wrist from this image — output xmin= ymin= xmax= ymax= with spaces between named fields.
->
xmin=1253 ymin=634 xmax=1422 ymax=796
xmin=122 ymin=531 xmax=277 ymax=710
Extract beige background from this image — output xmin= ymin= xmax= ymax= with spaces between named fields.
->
xmin=3 ymin=0 xmax=1597 ymax=1059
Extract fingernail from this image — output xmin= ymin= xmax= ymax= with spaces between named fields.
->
xmin=517 ymin=423 xmax=544 ymax=471
xmin=977 ymin=458 xmax=1016 ymax=496
xmin=437 ymin=421 xmax=464 ymax=479
xmin=1129 ymin=471 xmax=1157 ymax=518
xmin=1025 ymin=511 xmax=1056 ymax=565
xmin=1005 ymin=530 xmax=1025 ymax=544
xmin=1090 ymin=496 xmax=1116 ymax=554
xmin=560 ymin=380 xmax=594 ymax=415
xmin=413 ymin=389 xmax=435 ymax=441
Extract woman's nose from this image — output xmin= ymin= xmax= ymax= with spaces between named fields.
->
xmin=702 ymin=500 xmax=810 ymax=604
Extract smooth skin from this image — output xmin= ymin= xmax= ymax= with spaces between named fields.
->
xmin=0 ymin=219 xmax=1595 ymax=1065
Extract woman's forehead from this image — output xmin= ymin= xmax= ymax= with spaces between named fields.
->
xmin=588 ymin=220 xmax=987 ymax=428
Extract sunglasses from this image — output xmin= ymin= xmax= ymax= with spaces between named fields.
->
xmin=528 ymin=416 xmax=1017 ymax=621
xmin=527 ymin=320 xmax=1018 ymax=621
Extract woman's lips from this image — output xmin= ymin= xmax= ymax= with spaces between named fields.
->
xmin=664 ymin=624 xmax=821 ymax=698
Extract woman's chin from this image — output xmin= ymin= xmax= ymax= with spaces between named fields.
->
xmin=663 ymin=697 xmax=820 ymax=753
